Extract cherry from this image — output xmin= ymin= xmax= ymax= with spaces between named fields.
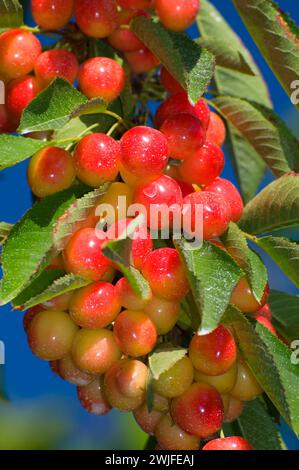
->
xmin=183 ymin=191 xmax=231 ymax=240
xmin=224 ymin=396 xmax=244 ymax=423
xmin=144 ymin=296 xmax=180 ymax=335
xmin=34 ymin=49 xmax=79 ymax=88
xmin=115 ymin=277 xmax=152 ymax=310
xmin=0 ymin=105 xmax=14 ymax=133
xmin=230 ymin=278 xmax=269 ymax=313
xmin=204 ymin=177 xmax=244 ymax=223
xmin=133 ymin=175 xmax=183 ymax=231
xmin=57 ymin=355 xmax=94 ymax=386
xmin=23 ymin=306 xmax=44 ymax=332
xmin=78 ymin=57 xmax=126 ymax=101
xmin=231 ymin=361 xmax=263 ymax=401
xmin=74 ymin=133 xmax=121 ymax=187
xmin=117 ymin=7 xmax=139 ymax=26
xmin=69 ymin=281 xmax=121 ymax=329
xmin=96 ymin=182 xmax=133 ymax=227
xmin=120 ymin=126 xmax=168 ymax=180
xmin=27 ymin=146 xmax=76 ymax=198
xmin=203 ymin=436 xmax=253 ymax=451
xmin=189 ymin=325 xmax=237 ymax=376
xmin=117 ymin=0 xmax=152 ymax=8
xmin=171 ymin=382 xmax=224 ymax=439
xmin=63 ymin=228 xmax=112 ymax=281
xmin=160 ymin=113 xmax=206 ymax=161
xmin=125 ymin=48 xmax=160 ymax=74
xmin=160 ymin=66 xmax=184 ymax=95
xmin=108 ymin=26 xmax=144 ymax=52
xmin=6 ymin=76 xmax=40 ymax=125
xmin=255 ymin=315 xmax=277 ymax=336
xmin=254 ymin=303 xmax=272 ymax=320
xmin=113 ymin=310 xmax=157 ymax=357
xmin=178 ymin=142 xmax=224 ymax=186
xmin=206 ymin=112 xmax=226 ymax=147
xmin=133 ymin=403 xmax=163 ymax=435
xmin=77 ymin=377 xmax=112 ymax=415
xmin=113 ymin=358 xmax=148 ymax=398
xmin=155 ymin=93 xmax=210 ymax=130
xmin=155 ymin=413 xmax=199 ymax=450
xmin=177 ymin=180 xmax=195 ymax=198
xmin=27 ymin=310 xmax=79 ymax=361
xmin=194 ymin=362 xmax=237 ymax=394
xmin=152 ymin=393 xmax=169 ymax=413
xmin=72 ymin=328 xmax=121 ymax=374
xmin=31 ymin=0 xmax=74 ymax=30
xmin=41 ymin=292 xmax=72 ymax=311
xmin=75 ymin=0 xmax=118 ymax=38
xmin=155 ymin=0 xmax=200 ymax=32
xmin=0 ymin=29 xmax=42 ymax=81
xmin=153 ymin=356 xmax=194 ymax=398
xmin=141 ymin=248 xmax=189 ymax=301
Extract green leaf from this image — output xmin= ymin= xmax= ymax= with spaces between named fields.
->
xmin=221 ymin=223 xmax=268 ymax=301
xmin=0 ymin=135 xmax=49 ymax=169
xmin=131 ymin=16 xmax=215 ymax=103
xmin=175 ymin=239 xmax=243 ymax=334
xmin=148 ymin=345 xmax=187 ymax=380
xmin=53 ymin=114 xmax=113 ymax=141
xmin=232 ymin=0 xmax=299 ymax=110
xmin=257 ymin=236 xmax=299 ymax=288
xmin=0 ymin=222 xmax=13 ymax=245
xmin=18 ymin=78 xmax=87 ymax=134
xmin=213 ymin=96 xmax=294 ymax=177
xmin=70 ymin=98 xmax=107 ymax=119
xmin=268 ymin=290 xmax=299 ymax=343
xmin=239 ymin=173 xmax=299 ymax=234
xmin=0 ymin=0 xmax=23 ymax=28
xmin=53 ymin=185 xmax=109 ymax=252
xmin=224 ymin=306 xmax=299 ymax=434
xmin=0 ymin=184 xmax=88 ymax=306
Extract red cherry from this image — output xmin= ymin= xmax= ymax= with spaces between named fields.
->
xmin=254 ymin=303 xmax=272 ymax=320
xmin=125 ymin=48 xmax=160 ymax=74
xmin=203 ymin=436 xmax=253 ymax=451
xmin=75 ymin=0 xmax=118 ymax=38
xmin=255 ymin=316 xmax=277 ymax=336
xmin=63 ymin=228 xmax=112 ymax=281
xmin=31 ymin=0 xmax=74 ymax=30
xmin=204 ymin=177 xmax=244 ymax=223
xmin=171 ymin=383 xmax=224 ymax=439
xmin=117 ymin=0 xmax=152 ymax=8
xmin=176 ymin=180 xmax=195 ymax=198
xmin=6 ymin=76 xmax=40 ymax=124
xmin=0 ymin=105 xmax=14 ymax=133
xmin=189 ymin=325 xmax=237 ymax=376
xmin=34 ymin=49 xmax=79 ymax=88
xmin=155 ymin=93 xmax=210 ymax=130
xmin=160 ymin=67 xmax=184 ymax=95
xmin=178 ymin=142 xmax=224 ymax=186
xmin=206 ymin=112 xmax=226 ymax=146
xmin=42 ymin=292 xmax=72 ymax=311
xmin=141 ymin=248 xmax=189 ymax=301
xmin=155 ymin=0 xmax=200 ymax=32
xmin=77 ymin=378 xmax=112 ymax=415
xmin=160 ymin=113 xmax=206 ymax=161
xmin=120 ymin=126 xmax=168 ymax=180
xmin=74 ymin=133 xmax=121 ymax=187
xmin=183 ymin=191 xmax=231 ymax=240
xmin=108 ymin=26 xmax=144 ymax=52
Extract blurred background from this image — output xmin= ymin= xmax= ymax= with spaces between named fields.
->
xmin=0 ymin=0 xmax=298 ymax=450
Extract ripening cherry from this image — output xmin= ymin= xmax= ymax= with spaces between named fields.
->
xmin=74 ymin=133 xmax=121 ymax=187
xmin=155 ymin=93 xmax=210 ymax=130
xmin=23 ymin=306 xmax=44 ymax=332
xmin=96 ymin=183 xmax=133 ymax=227
xmin=77 ymin=377 xmax=112 ymax=415
xmin=63 ymin=228 xmax=112 ymax=281
xmin=189 ymin=325 xmax=237 ymax=376
xmin=78 ymin=57 xmax=126 ymax=101
xmin=75 ymin=0 xmax=118 ymax=38
xmin=224 ymin=396 xmax=244 ymax=423
xmin=6 ymin=76 xmax=40 ymax=124
xmin=31 ymin=0 xmax=74 ymax=30
xmin=117 ymin=0 xmax=152 ymax=8
xmin=194 ymin=362 xmax=238 ymax=394
xmin=144 ymin=296 xmax=180 ymax=335
xmin=153 ymin=356 xmax=194 ymax=398
xmin=27 ymin=310 xmax=79 ymax=361
xmin=41 ymin=292 xmax=72 ymax=312
xmin=133 ymin=403 xmax=163 ymax=435
xmin=254 ymin=315 xmax=277 ymax=336
xmin=113 ymin=358 xmax=148 ymax=398
xmin=171 ymin=382 xmax=224 ymax=439
xmin=156 ymin=0 xmax=200 ymax=32
xmin=155 ymin=414 xmax=199 ymax=451
xmin=34 ymin=49 xmax=79 ymax=88
xmin=160 ymin=66 xmax=184 ymax=95
xmin=178 ymin=142 xmax=225 ymax=186
xmin=120 ymin=126 xmax=168 ymax=180
xmin=125 ymin=48 xmax=160 ymax=74
xmin=254 ymin=303 xmax=272 ymax=320
xmin=231 ymin=361 xmax=263 ymax=401
xmin=27 ymin=147 xmax=76 ymax=198
xmin=231 ymin=277 xmax=269 ymax=313
xmin=160 ymin=113 xmax=206 ymax=161
xmin=206 ymin=112 xmax=226 ymax=147
xmin=203 ymin=436 xmax=253 ymax=451
xmin=183 ymin=191 xmax=231 ymax=240
xmin=0 ymin=29 xmax=42 ymax=81
xmin=142 ymin=248 xmax=189 ymax=301
xmin=108 ymin=26 xmax=144 ymax=52
xmin=69 ymin=282 xmax=121 ymax=329
xmin=115 ymin=277 xmax=152 ymax=311
xmin=57 ymin=355 xmax=94 ymax=386
xmin=72 ymin=328 xmax=122 ymax=374
xmin=204 ymin=177 xmax=244 ymax=223
xmin=113 ymin=310 xmax=157 ymax=357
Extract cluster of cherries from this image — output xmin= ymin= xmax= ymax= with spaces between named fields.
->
xmin=1 ymin=0 xmax=277 ymax=451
